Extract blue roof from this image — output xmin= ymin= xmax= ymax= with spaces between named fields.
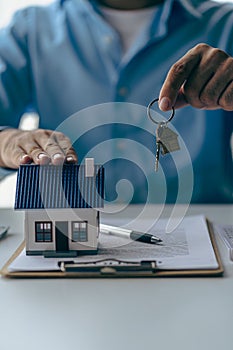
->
xmin=14 ymin=164 xmax=104 ymax=209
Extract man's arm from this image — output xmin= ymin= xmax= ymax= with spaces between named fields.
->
xmin=159 ymin=43 xmax=233 ymax=112
xmin=0 ymin=9 xmax=33 ymax=126
xmin=0 ymin=9 xmax=77 ymax=169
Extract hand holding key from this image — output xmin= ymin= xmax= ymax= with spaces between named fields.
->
xmin=147 ymin=98 xmax=180 ymax=172
xmin=158 ymin=43 xmax=233 ymax=111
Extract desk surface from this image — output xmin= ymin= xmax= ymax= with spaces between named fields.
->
xmin=0 ymin=205 xmax=233 ymax=350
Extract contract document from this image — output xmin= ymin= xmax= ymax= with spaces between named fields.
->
xmin=7 ymin=215 xmax=219 ymax=273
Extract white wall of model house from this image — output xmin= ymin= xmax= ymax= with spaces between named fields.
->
xmin=25 ymin=208 xmax=99 ymax=255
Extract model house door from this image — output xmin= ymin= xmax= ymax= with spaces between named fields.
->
xmin=55 ymin=221 xmax=69 ymax=252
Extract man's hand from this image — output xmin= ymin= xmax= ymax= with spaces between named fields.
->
xmin=159 ymin=43 xmax=233 ymax=111
xmin=0 ymin=128 xmax=78 ymax=169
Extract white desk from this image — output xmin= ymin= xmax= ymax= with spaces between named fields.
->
xmin=0 ymin=205 xmax=233 ymax=350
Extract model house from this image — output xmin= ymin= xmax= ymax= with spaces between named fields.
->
xmin=14 ymin=158 xmax=104 ymax=258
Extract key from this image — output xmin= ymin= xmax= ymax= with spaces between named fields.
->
xmin=147 ymin=98 xmax=179 ymax=172
xmin=155 ymin=141 xmax=161 ymax=172
xmin=156 ymin=123 xmax=180 ymax=155
xmin=154 ymin=123 xmax=180 ymax=172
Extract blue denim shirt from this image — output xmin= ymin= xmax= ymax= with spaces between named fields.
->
xmin=0 ymin=0 xmax=232 ymax=203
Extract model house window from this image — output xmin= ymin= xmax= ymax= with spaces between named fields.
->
xmin=35 ymin=222 xmax=53 ymax=242
xmin=72 ymin=221 xmax=88 ymax=242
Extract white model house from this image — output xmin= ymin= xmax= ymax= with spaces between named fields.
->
xmin=14 ymin=159 xmax=104 ymax=258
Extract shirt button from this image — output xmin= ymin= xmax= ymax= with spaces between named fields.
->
xmin=118 ymin=87 xmax=128 ymax=97
xmin=103 ymin=35 xmax=113 ymax=45
xmin=116 ymin=140 xmax=126 ymax=150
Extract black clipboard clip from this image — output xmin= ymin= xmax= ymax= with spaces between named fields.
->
xmin=58 ymin=258 xmax=158 ymax=276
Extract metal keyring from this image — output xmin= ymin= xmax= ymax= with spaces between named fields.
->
xmin=147 ymin=98 xmax=175 ymax=125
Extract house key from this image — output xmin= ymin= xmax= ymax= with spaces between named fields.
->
xmin=147 ymin=98 xmax=180 ymax=172
xmin=155 ymin=138 xmax=161 ymax=172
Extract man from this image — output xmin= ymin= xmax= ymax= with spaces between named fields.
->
xmin=0 ymin=0 xmax=232 ymax=203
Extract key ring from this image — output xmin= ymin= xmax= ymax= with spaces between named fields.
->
xmin=147 ymin=98 xmax=175 ymax=125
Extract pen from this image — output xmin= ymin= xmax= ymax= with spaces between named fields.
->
xmin=0 ymin=226 xmax=9 ymax=240
xmin=100 ymin=224 xmax=163 ymax=245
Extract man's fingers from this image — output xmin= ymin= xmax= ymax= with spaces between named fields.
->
xmin=199 ymin=57 xmax=233 ymax=110
xmin=42 ymin=138 xmax=65 ymax=165
xmin=0 ymin=129 xmax=33 ymax=168
xmin=218 ymin=80 xmax=233 ymax=111
xmin=54 ymin=132 xmax=78 ymax=163
xmin=172 ymin=90 xmax=189 ymax=109
xmin=11 ymin=147 xmax=32 ymax=168
xmin=159 ymin=45 xmax=202 ymax=111
xmin=0 ymin=129 xmax=78 ymax=169
xmin=34 ymin=130 xmax=78 ymax=165
xmin=182 ymin=48 xmax=231 ymax=109
xmin=159 ymin=43 xmax=233 ymax=111
xmin=20 ymin=139 xmax=51 ymax=165
xmin=65 ymin=148 xmax=78 ymax=163
xmin=31 ymin=130 xmax=63 ymax=165
xmin=18 ymin=129 xmax=51 ymax=165
xmin=20 ymin=154 xmax=33 ymax=165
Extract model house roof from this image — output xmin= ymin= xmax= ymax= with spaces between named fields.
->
xmin=14 ymin=163 xmax=104 ymax=209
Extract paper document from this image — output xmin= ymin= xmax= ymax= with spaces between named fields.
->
xmin=8 ymin=215 xmax=219 ymax=272
xmin=213 ymin=222 xmax=233 ymax=261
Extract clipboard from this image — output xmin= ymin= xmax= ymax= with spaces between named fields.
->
xmin=0 ymin=219 xmax=224 ymax=278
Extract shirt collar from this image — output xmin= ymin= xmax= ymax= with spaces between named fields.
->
xmin=71 ymin=0 xmax=203 ymax=50
xmin=84 ymin=0 xmax=203 ymax=18
xmin=131 ymin=0 xmax=200 ymax=43
xmin=84 ymin=0 xmax=203 ymax=36
xmin=178 ymin=0 xmax=203 ymax=18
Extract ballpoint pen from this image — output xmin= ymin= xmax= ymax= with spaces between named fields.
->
xmin=0 ymin=226 xmax=9 ymax=240
xmin=100 ymin=224 xmax=163 ymax=245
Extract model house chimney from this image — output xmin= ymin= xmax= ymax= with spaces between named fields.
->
xmin=85 ymin=158 xmax=95 ymax=177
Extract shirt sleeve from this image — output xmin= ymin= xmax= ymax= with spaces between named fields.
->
xmin=0 ymin=167 xmax=16 ymax=181
xmin=0 ymin=8 xmax=33 ymax=127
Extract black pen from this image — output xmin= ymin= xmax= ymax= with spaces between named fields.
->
xmin=0 ymin=226 xmax=9 ymax=240
xmin=100 ymin=224 xmax=163 ymax=245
